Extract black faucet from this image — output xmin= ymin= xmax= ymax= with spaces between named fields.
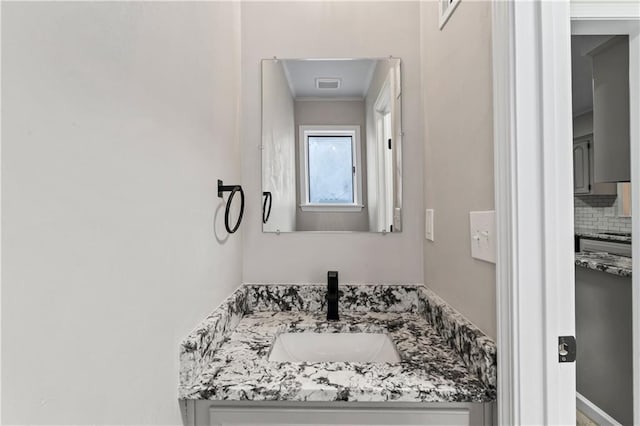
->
xmin=327 ymin=271 xmax=339 ymax=321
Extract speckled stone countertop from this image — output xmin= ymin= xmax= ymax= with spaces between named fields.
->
xmin=575 ymin=252 xmax=632 ymax=277
xmin=575 ymin=228 xmax=632 ymax=243
xmin=179 ymin=284 xmax=496 ymax=404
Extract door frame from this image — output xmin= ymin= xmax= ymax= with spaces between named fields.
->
xmin=493 ymin=1 xmax=640 ymax=424
xmin=374 ymin=75 xmax=393 ymax=232
xmin=493 ymin=1 xmax=576 ymax=424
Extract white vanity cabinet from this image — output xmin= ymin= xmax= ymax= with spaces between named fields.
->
xmin=573 ymin=134 xmax=616 ymax=195
xmin=184 ymin=401 xmax=494 ymax=426
xmin=589 ymin=36 xmax=630 ymax=183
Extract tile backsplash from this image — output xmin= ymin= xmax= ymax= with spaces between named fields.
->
xmin=574 ymin=195 xmax=632 ymax=232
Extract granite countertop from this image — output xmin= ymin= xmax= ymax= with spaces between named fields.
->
xmin=575 ymin=252 xmax=632 ymax=277
xmin=575 ymin=228 xmax=632 ymax=243
xmin=179 ymin=284 xmax=497 ymax=405
xmin=183 ymin=310 xmax=493 ymax=403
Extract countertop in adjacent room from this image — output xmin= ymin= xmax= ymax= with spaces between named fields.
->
xmin=575 ymin=228 xmax=632 ymax=243
xmin=575 ymin=252 xmax=632 ymax=277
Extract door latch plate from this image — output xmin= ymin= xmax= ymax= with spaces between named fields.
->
xmin=558 ymin=336 xmax=576 ymax=363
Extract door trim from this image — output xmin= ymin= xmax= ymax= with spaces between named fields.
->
xmin=491 ymin=2 xmax=517 ymax=423
xmin=493 ymin=1 xmax=576 ymax=424
xmin=494 ymin=1 xmax=640 ymax=424
xmin=570 ymin=1 xmax=640 ymax=21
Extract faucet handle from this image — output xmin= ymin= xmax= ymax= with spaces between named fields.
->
xmin=326 ymin=271 xmax=340 ymax=322
xmin=327 ymin=271 xmax=338 ymax=298
xmin=327 ymin=271 xmax=339 ymax=293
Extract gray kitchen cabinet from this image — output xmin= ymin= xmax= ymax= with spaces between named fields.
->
xmin=575 ymin=266 xmax=633 ymax=425
xmin=573 ymin=138 xmax=590 ymax=194
xmin=573 ymin=134 xmax=616 ymax=195
xmin=589 ymin=36 xmax=630 ymax=183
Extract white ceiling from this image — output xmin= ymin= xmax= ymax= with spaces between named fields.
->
xmin=571 ymin=35 xmax=614 ymax=117
xmin=281 ymin=59 xmax=377 ymax=99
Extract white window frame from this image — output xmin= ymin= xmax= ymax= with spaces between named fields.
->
xmin=298 ymin=125 xmax=363 ymax=212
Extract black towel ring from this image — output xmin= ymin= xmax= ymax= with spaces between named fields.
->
xmin=262 ymin=191 xmax=272 ymax=224
xmin=218 ymin=180 xmax=244 ymax=234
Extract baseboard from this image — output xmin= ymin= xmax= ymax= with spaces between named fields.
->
xmin=577 ymin=392 xmax=622 ymax=426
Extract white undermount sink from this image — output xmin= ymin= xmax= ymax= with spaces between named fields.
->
xmin=268 ymin=332 xmax=401 ymax=363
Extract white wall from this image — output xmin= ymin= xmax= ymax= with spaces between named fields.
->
xmin=262 ymin=61 xmax=297 ymax=233
xmin=420 ymin=1 xmax=496 ymax=338
xmin=241 ymin=1 xmax=424 ymax=284
xmin=1 ymin=2 xmax=243 ymax=424
xmin=294 ymin=100 xmax=369 ymax=232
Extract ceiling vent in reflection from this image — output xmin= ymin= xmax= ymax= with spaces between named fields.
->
xmin=315 ymin=78 xmax=341 ymax=90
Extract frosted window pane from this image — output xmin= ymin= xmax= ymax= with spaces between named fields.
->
xmin=308 ymin=136 xmax=354 ymax=204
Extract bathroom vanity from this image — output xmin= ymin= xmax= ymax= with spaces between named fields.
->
xmin=179 ymin=284 xmax=496 ymax=425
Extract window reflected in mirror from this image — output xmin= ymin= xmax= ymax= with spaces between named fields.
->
xmin=261 ymin=58 xmax=402 ymax=233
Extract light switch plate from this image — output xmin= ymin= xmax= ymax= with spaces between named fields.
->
xmin=425 ymin=209 xmax=434 ymax=241
xmin=469 ymin=210 xmax=496 ymax=263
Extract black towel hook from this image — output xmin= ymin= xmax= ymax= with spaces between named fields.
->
xmin=262 ymin=191 xmax=272 ymax=224
xmin=218 ymin=180 xmax=244 ymax=234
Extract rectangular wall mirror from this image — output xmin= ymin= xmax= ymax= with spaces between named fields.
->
xmin=261 ymin=58 xmax=403 ymax=233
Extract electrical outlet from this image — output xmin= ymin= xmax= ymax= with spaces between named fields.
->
xmin=425 ymin=209 xmax=434 ymax=241
xmin=469 ymin=210 xmax=496 ymax=263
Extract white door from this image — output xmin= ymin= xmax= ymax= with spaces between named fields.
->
xmin=374 ymin=75 xmax=393 ymax=233
xmin=383 ymin=112 xmax=393 ymax=231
